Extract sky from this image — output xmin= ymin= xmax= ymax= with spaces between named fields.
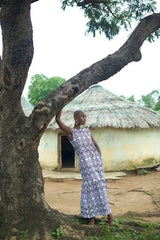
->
xmin=1 ymin=0 xmax=160 ymax=100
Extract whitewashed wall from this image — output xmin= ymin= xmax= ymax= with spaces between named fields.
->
xmin=91 ymin=127 xmax=160 ymax=171
xmin=38 ymin=129 xmax=58 ymax=169
xmin=38 ymin=127 xmax=160 ymax=171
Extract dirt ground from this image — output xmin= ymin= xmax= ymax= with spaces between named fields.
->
xmin=44 ymin=171 xmax=160 ymax=223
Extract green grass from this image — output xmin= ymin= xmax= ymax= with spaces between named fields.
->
xmin=85 ymin=218 xmax=160 ymax=240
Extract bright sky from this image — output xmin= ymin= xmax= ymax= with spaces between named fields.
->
xmin=1 ymin=1 xmax=160 ymax=100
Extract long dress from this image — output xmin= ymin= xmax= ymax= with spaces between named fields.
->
xmin=70 ymin=128 xmax=111 ymax=218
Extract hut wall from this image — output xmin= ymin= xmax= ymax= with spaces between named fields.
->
xmin=38 ymin=129 xmax=58 ymax=169
xmin=39 ymin=127 xmax=160 ymax=171
xmin=91 ymin=127 xmax=160 ymax=171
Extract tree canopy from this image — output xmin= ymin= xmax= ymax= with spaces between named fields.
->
xmin=28 ymin=74 xmax=65 ymax=106
xmin=61 ymin=0 xmax=160 ymax=41
xmin=140 ymin=89 xmax=159 ymax=109
xmin=122 ymin=90 xmax=160 ymax=111
xmin=154 ymin=96 xmax=160 ymax=111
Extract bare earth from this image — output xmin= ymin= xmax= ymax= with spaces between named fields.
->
xmin=44 ymin=171 xmax=160 ymax=222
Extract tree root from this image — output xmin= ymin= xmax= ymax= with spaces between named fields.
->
xmin=117 ymin=210 xmax=160 ymax=218
xmin=129 ymin=188 xmax=160 ymax=208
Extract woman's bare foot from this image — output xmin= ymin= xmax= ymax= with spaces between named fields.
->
xmin=107 ymin=213 xmax=114 ymax=226
xmin=89 ymin=217 xmax=95 ymax=225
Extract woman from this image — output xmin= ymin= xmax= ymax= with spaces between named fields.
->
xmin=56 ymin=109 xmax=113 ymax=225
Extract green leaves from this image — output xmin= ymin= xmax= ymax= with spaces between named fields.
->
xmin=124 ymin=90 xmax=160 ymax=111
xmin=51 ymin=228 xmax=64 ymax=239
xmin=28 ymin=74 xmax=65 ymax=106
xmin=61 ymin=0 xmax=158 ymax=40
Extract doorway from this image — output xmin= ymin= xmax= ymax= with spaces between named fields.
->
xmin=61 ymin=135 xmax=75 ymax=168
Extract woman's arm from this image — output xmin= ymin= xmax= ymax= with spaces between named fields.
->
xmin=91 ymin=135 xmax=101 ymax=155
xmin=55 ymin=110 xmax=73 ymax=141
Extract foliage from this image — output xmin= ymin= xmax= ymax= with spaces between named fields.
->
xmin=140 ymin=89 xmax=159 ymax=109
xmin=124 ymin=89 xmax=160 ymax=110
xmin=61 ymin=0 xmax=160 ymax=40
xmin=28 ymin=74 xmax=65 ymax=106
xmin=20 ymin=230 xmax=29 ymax=240
xmin=51 ymin=228 xmax=64 ymax=240
xmin=127 ymin=94 xmax=136 ymax=102
xmin=72 ymin=218 xmax=89 ymax=224
xmin=153 ymin=95 xmax=160 ymax=111
xmin=85 ymin=218 xmax=160 ymax=240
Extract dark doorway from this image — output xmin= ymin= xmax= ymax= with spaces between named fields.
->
xmin=61 ymin=136 xmax=75 ymax=168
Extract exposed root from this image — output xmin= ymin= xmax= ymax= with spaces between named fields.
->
xmin=129 ymin=188 xmax=160 ymax=208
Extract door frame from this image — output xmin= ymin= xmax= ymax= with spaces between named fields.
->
xmin=58 ymin=133 xmax=79 ymax=171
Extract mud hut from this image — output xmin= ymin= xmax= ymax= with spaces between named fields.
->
xmin=38 ymin=85 xmax=160 ymax=171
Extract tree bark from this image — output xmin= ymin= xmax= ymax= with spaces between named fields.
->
xmin=0 ymin=1 xmax=160 ymax=239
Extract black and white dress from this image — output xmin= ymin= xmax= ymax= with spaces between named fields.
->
xmin=70 ymin=128 xmax=111 ymax=218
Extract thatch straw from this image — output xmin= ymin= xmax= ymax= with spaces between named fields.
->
xmin=49 ymin=85 xmax=160 ymax=129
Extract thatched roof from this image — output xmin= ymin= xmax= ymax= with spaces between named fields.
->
xmin=49 ymin=85 xmax=160 ymax=129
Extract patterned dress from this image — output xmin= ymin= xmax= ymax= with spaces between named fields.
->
xmin=70 ymin=128 xmax=111 ymax=218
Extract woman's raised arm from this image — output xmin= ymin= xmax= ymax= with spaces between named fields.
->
xmin=55 ymin=110 xmax=73 ymax=141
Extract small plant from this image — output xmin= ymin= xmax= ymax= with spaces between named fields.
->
xmin=72 ymin=218 xmax=80 ymax=223
xmin=51 ymin=227 xmax=64 ymax=240
xmin=72 ymin=217 xmax=88 ymax=224
xmin=20 ymin=230 xmax=29 ymax=240
xmin=98 ymin=220 xmax=106 ymax=225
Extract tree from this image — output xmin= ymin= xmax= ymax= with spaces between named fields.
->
xmin=120 ymin=94 xmax=135 ymax=102
xmin=125 ymin=91 xmax=160 ymax=109
xmin=127 ymin=95 xmax=136 ymax=102
xmin=139 ymin=89 xmax=159 ymax=109
xmin=28 ymin=74 xmax=65 ymax=106
xmin=153 ymin=95 xmax=160 ymax=111
xmin=0 ymin=0 xmax=160 ymax=239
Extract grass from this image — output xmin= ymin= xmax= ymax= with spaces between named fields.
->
xmin=19 ymin=216 xmax=160 ymax=240
xmin=85 ymin=217 xmax=160 ymax=240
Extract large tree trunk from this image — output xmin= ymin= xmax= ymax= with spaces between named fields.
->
xmin=0 ymin=1 xmax=63 ymax=238
xmin=0 ymin=0 xmax=160 ymax=239
xmin=0 ymin=106 xmax=70 ymax=239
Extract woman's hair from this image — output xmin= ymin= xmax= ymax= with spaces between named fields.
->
xmin=73 ymin=110 xmax=83 ymax=119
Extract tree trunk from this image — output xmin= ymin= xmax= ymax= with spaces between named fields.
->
xmin=0 ymin=106 xmax=74 ymax=239
xmin=0 ymin=107 xmax=58 ymax=238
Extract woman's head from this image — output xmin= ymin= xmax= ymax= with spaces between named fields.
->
xmin=74 ymin=110 xmax=86 ymax=126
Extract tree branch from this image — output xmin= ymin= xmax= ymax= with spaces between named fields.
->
xmin=106 ymin=4 xmax=122 ymax=20
xmin=30 ymin=0 xmax=39 ymax=3
xmin=29 ymin=12 xmax=160 ymax=143
xmin=77 ymin=0 xmax=107 ymax=7
xmin=77 ymin=0 xmax=122 ymax=20
xmin=77 ymin=0 xmax=126 ymax=20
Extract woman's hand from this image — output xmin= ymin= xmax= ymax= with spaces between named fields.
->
xmin=55 ymin=110 xmax=62 ymax=122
